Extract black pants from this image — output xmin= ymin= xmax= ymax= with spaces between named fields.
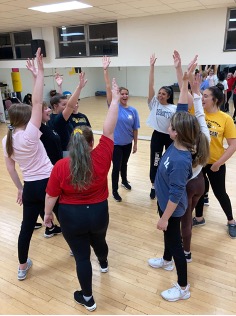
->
xmin=158 ymin=205 xmax=187 ymax=287
xmin=195 ymin=164 xmax=233 ymax=221
xmin=233 ymin=93 xmax=236 ymax=118
xmin=58 ymin=200 xmax=109 ymax=296
xmin=19 ymin=178 xmax=49 ymax=264
xmin=225 ymin=91 xmax=232 ymax=112
xmin=150 ymin=130 xmax=172 ymax=183
xmin=112 ymin=143 xmax=132 ymax=192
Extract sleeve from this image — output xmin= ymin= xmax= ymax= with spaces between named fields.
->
xmin=148 ymin=96 xmax=158 ymax=111
xmin=193 ymin=94 xmax=210 ymax=143
xmin=133 ymin=108 xmax=140 ymax=130
xmin=168 ymin=159 xmax=190 ymax=204
xmin=46 ymin=163 xmax=63 ymax=197
xmin=93 ymin=135 xmax=114 ymax=172
xmin=176 ymin=103 xmax=188 ymax=112
xmin=53 ymin=113 xmax=69 ymax=131
xmin=85 ymin=115 xmax=91 ymax=127
xmin=224 ymin=115 xmax=236 ymax=139
xmin=24 ymin=121 xmax=42 ymax=144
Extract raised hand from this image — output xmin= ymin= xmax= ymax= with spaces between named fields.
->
xmin=102 ymin=56 xmax=111 ymax=70
xmin=26 ymin=58 xmax=37 ymax=78
xmin=187 ymin=54 xmax=198 ymax=71
xmin=111 ymin=78 xmax=120 ymax=103
xmin=150 ymin=53 xmax=157 ymax=66
xmin=35 ymin=47 xmax=43 ymax=72
xmin=55 ymin=72 xmax=63 ymax=87
xmin=78 ymin=72 xmax=88 ymax=89
xmin=173 ymin=50 xmax=181 ymax=68
xmin=190 ymin=72 xmax=201 ymax=94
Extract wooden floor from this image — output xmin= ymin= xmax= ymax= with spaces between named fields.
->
xmin=0 ymin=98 xmax=236 ymax=315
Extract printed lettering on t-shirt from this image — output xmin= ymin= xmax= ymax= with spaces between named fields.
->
xmin=207 ymin=120 xmax=219 ymax=138
xmin=156 ymin=108 xmax=173 ymax=119
xmin=72 ymin=117 xmax=87 ymax=124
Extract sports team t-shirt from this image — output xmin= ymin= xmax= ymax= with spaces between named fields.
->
xmin=46 ymin=135 xmax=113 ymax=204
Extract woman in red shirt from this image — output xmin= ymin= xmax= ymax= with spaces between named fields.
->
xmin=44 ymin=78 xmax=120 ymax=312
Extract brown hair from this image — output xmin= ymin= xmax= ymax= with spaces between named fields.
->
xmin=68 ymin=125 xmax=94 ymax=189
xmin=171 ymin=112 xmax=209 ymax=167
xmin=119 ymin=87 xmax=129 ymax=94
xmin=6 ymin=103 xmax=32 ymax=157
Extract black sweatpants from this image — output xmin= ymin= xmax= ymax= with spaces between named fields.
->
xmin=195 ymin=164 xmax=233 ymax=221
xmin=158 ymin=205 xmax=187 ymax=287
xmin=58 ymin=200 xmax=109 ymax=296
xmin=112 ymin=143 xmax=132 ymax=192
xmin=150 ymin=130 xmax=173 ymax=183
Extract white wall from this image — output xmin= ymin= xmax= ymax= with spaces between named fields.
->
xmin=0 ymin=7 xmax=234 ymax=97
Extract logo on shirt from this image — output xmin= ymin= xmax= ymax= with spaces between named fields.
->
xmin=164 ymin=156 xmax=170 ymax=169
xmin=128 ymin=115 xmax=133 ymax=120
xmin=156 ymin=109 xmax=173 ymax=119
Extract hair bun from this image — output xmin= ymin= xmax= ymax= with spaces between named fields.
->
xmin=216 ymin=82 xmax=224 ymax=92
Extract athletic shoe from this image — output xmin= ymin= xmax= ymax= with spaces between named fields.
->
xmin=44 ymin=224 xmax=62 ymax=238
xmin=161 ymin=283 xmax=190 ymax=302
xmin=148 ymin=257 xmax=174 ymax=271
xmin=184 ymin=252 xmax=192 ymax=263
xmin=34 ymin=222 xmax=42 ymax=229
xmin=99 ymin=260 xmax=109 ymax=273
xmin=74 ymin=290 xmax=96 ymax=312
xmin=18 ymin=258 xmax=32 ymax=281
xmin=121 ymin=182 xmax=132 ymax=190
xmin=150 ymin=188 xmax=156 ymax=200
xmin=204 ymin=196 xmax=209 ymax=206
xmin=192 ymin=217 xmax=206 ymax=227
xmin=113 ymin=191 xmax=122 ymax=202
xmin=228 ymin=223 xmax=236 ymax=238
xmin=69 ymin=249 xmax=74 ymax=256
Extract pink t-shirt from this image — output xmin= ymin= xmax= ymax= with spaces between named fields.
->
xmin=2 ymin=121 xmax=53 ymax=181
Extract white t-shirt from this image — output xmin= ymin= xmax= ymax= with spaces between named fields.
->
xmin=146 ymin=96 xmax=176 ymax=133
xmin=219 ymin=79 xmax=228 ymax=91
xmin=207 ymin=74 xmax=218 ymax=87
xmin=2 ymin=121 xmax=53 ymax=181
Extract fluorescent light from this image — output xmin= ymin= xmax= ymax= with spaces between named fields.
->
xmin=61 ymin=32 xmax=84 ymax=36
xmin=110 ymin=40 xmax=118 ymax=43
xmin=29 ymin=1 xmax=92 ymax=13
xmin=229 ymin=18 xmax=236 ymax=21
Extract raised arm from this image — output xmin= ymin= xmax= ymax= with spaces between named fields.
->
xmin=30 ymin=48 xmax=44 ymax=128
xmin=62 ymin=72 xmax=87 ymax=121
xmin=55 ymin=72 xmax=63 ymax=94
xmin=103 ymin=78 xmax=120 ymax=140
xmin=148 ymin=54 xmax=157 ymax=104
xmin=103 ymin=56 xmax=112 ymax=105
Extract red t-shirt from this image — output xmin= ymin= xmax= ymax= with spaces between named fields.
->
xmin=46 ymin=135 xmax=114 ymax=204
xmin=227 ymin=77 xmax=236 ymax=92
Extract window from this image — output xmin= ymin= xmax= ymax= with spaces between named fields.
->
xmin=0 ymin=30 xmax=32 ymax=59
xmin=224 ymin=9 xmax=236 ymax=51
xmin=57 ymin=22 xmax=118 ymax=57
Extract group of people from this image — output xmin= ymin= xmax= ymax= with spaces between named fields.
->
xmin=2 ymin=48 xmax=236 ymax=310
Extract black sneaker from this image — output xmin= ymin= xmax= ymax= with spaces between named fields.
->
xmin=150 ymin=188 xmax=156 ymax=200
xmin=184 ymin=252 xmax=192 ymax=263
xmin=192 ymin=217 xmax=206 ymax=227
xmin=34 ymin=222 xmax=42 ymax=229
xmin=121 ymin=181 xmax=132 ymax=190
xmin=204 ymin=195 xmax=209 ymax=206
xmin=74 ymin=290 xmax=96 ymax=312
xmin=44 ymin=224 xmax=62 ymax=238
xmin=113 ymin=191 xmax=122 ymax=202
xmin=99 ymin=260 xmax=109 ymax=273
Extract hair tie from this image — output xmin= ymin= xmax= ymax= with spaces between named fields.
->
xmin=73 ymin=128 xmax=83 ymax=135
xmin=8 ymin=124 xmax=14 ymax=131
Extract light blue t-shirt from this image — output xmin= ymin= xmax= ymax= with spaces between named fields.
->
xmin=155 ymin=143 xmax=192 ymax=217
xmin=114 ymin=104 xmax=140 ymax=145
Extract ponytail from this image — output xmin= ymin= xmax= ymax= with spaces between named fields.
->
xmin=69 ymin=126 xmax=94 ymax=189
xmin=192 ymin=131 xmax=209 ymax=168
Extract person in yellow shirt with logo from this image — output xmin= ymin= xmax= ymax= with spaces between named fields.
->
xmin=193 ymin=83 xmax=236 ymax=238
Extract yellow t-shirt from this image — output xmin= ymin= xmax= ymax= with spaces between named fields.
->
xmin=205 ymin=111 xmax=236 ymax=164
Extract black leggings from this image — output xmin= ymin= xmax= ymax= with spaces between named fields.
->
xmin=19 ymin=178 xmax=49 ymax=264
xmin=150 ymin=130 xmax=172 ymax=183
xmin=112 ymin=143 xmax=132 ymax=192
xmin=225 ymin=91 xmax=232 ymax=112
xmin=58 ymin=200 xmax=109 ymax=296
xmin=233 ymin=93 xmax=236 ymax=118
xmin=195 ymin=164 xmax=233 ymax=221
xmin=158 ymin=205 xmax=187 ymax=287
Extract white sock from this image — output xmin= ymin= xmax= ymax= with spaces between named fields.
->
xmin=83 ymin=295 xmax=92 ymax=302
xmin=184 ymin=250 xmax=190 ymax=255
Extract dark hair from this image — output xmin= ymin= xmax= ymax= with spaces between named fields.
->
xmin=50 ymin=94 xmax=67 ymax=109
xmin=218 ymin=71 xmax=226 ymax=82
xmin=68 ymin=126 xmax=94 ymax=189
xmin=159 ymin=86 xmax=174 ymax=104
xmin=23 ymin=93 xmax=32 ymax=105
xmin=208 ymin=83 xmax=224 ymax=107
xmin=50 ymin=90 xmax=57 ymax=97
xmin=6 ymin=103 xmax=32 ymax=157
xmin=171 ymin=112 xmax=209 ymax=167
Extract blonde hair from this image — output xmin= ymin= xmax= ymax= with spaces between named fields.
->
xmin=171 ymin=112 xmax=209 ymax=167
xmin=68 ymin=125 xmax=94 ymax=189
xmin=6 ymin=103 xmax=32 ymax=157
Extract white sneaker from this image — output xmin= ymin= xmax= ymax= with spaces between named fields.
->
xmin=148 ymin=257 xmax=174 ymax=271
xmin=161 ymin=283 xmax=190 ymax=301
